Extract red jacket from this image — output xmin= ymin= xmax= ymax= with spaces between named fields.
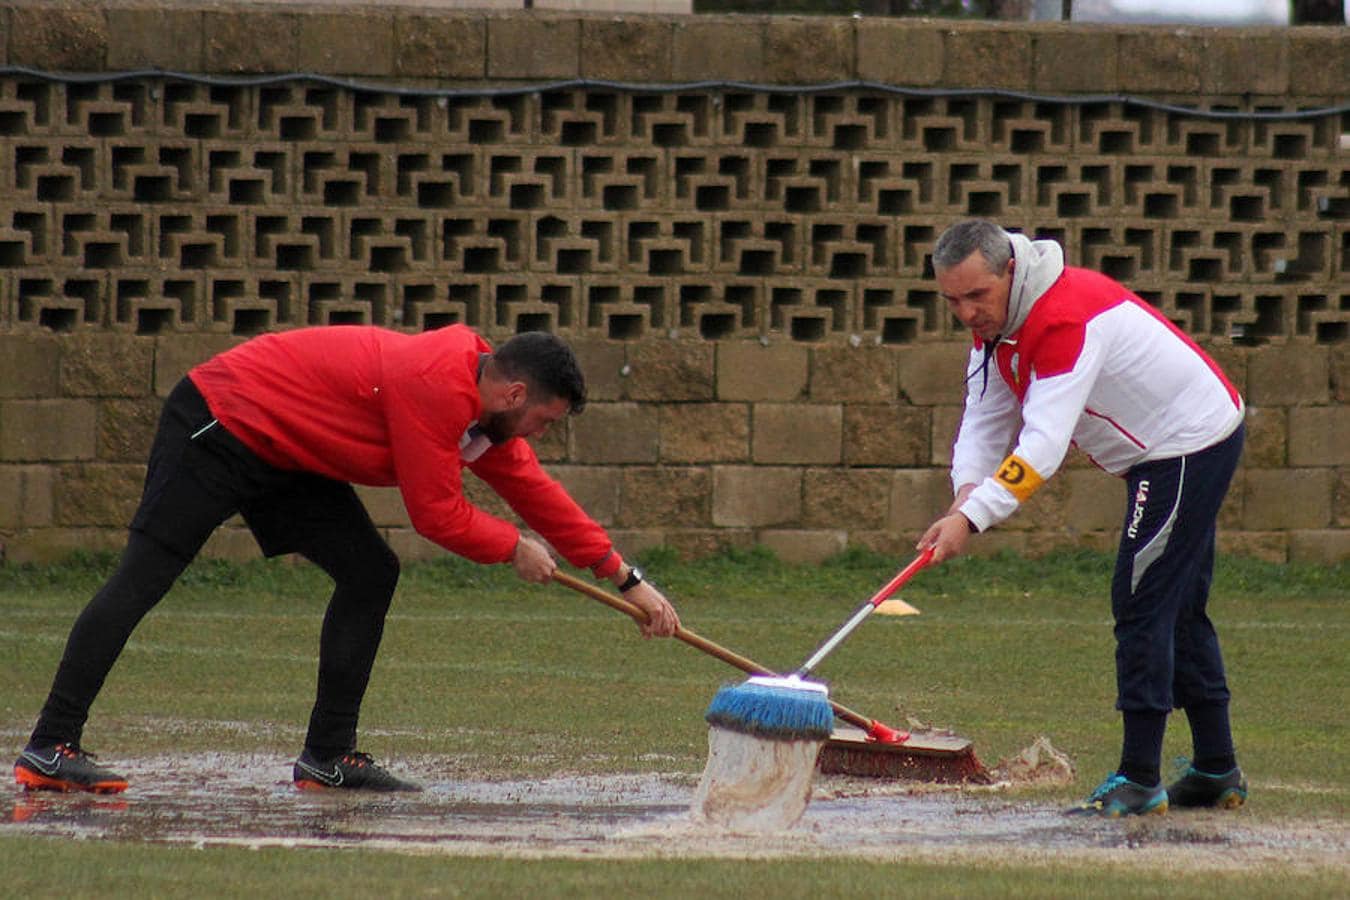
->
xmin=189 ymin=325 xmax=619 ymax=574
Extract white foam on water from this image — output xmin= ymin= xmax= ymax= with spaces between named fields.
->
xmin=689 ymin=726 xmax=823 ymax=832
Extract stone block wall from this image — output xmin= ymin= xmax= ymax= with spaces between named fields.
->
xmin=0 ymin=2 xmax=1345 ymax=565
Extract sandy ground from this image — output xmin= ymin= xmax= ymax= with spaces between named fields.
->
xmin=4 ymin=751 xmax=1347 ymax=872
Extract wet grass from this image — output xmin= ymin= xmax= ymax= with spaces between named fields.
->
xmin=1 ymin=548 xmax=1346 ymax=895
xmin=0 ymin=835 xmax=1345 ymax=899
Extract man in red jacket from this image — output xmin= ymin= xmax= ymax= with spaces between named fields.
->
xmin=15 ymin=325 xmax=680 ymax=794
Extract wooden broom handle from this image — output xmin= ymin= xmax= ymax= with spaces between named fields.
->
xmin=550 ymin=570 xmax=875 ymax=732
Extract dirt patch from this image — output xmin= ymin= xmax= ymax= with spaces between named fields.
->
xmin=4 ymin=752 xmax=1346 ymax=871
xmin=991 ymin=734 xmax=1076 ymax=786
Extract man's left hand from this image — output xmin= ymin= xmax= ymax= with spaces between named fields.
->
xmin=623 ymin=582 xmax=680 ymax=639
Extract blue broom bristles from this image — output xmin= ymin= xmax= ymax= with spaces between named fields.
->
xmin=704 ymin=676 xmax=834 ymax=742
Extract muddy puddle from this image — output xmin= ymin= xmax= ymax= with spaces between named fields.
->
xmin=5 ymin=753 xmax=1346 ymax=870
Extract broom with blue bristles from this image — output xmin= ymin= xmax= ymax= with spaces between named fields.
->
xmin=703 ymin=674 xmax=835 ymax=741
xmin=703 ymin=548 xmax=935 ymax=742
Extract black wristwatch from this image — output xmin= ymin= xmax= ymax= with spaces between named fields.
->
xmin=618 ymin=566 xmax=644 ymax=592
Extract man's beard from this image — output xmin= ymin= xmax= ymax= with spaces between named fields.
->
xmin=478 ymin=407 xmax=524 ymax=444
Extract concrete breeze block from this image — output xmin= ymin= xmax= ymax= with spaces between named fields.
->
xmin=717 ymin=342 xmax=808 ymax=402
xmin=1248 ymin=345 xmax=1330 ymax=406
xmin=619 ymin=465 xmax=711 ymax=528
xmin=548 ymin=464 xmax=622 ymax=525
xmin=1202 ymin=31 xmax=1288 ymax=96
xmin=671 ymin=18 xmax=765 ymax=83
xmin=487 ymin=15 xmax=580 ymax=80
xmin=1241 ymin=406 xmax=1287 ymax=468
xmin=569 ymin=338 xmax=628 ymax=402
xmin=889 ymin=468 xmax=951 ymax=533
xmin=96 ymin=397 xmax=161 ymax=463
xmin=60 ymin=335 xmax=154 ymax=398
xmin=941 ymin=23 xmax=1032 ymax=91
xmin=843 ymin=403 xmax=929 ymax=467
xmin=1288 ymin=529 xmax=1350 ymax=566
xmin=810 ymin=345 xmax=897 ymax=403
xmin=107 ymin=7 xmax=204 ymax=71
xmin=855 ymin=19 xmax=944 ymax=88
xmin=204 ymin=8 xmax=300 ymax=74
xmin=11 ymin=5 xmax=107 ymax=70
xmin=896 ymin=342 xmax=970 ymax=406
xmin=1243 ymin=468 xmax=1332 ymax=530
xmin=0 ymin=399 xmax=98 ymax=462
xmin=803 ymin=467 xmax=891 ymax=530
xmin=580 ymin=17 xmax=673 ymax=83
xmin=1288 ymin=406 xmax=1350 ymax=467
xmin=712 ymin=465 xmax=800 ymax=528
xmin=297 ymin=11 xmax=395 ymax=77
xmin=53 ymin=462 xmax=143 ymax=527
xmin=759 ymin=529 xmax=846 ymax=566
xmin=0 ymin=335 xmax=59 ymax=398
xmin=1117 ymin=28 xmax=1203 ymax=94
xmin=1337 ymin=468 xmax=1350 ymax=528
xmin=1062 ymin=468 xmax=1124 ymax=534
xmin=1288 ymin=28 xmax=1350 ymax=98
xmin=394 ymin=12 xmax=488 ymax=80
xmin=752 ymin=403 xmax=841 ymax=465
xmin=659 ymin=403 xmax=749 ymax=463
xmin=625 ymin=341 xmax=714 ymax=402
xmin=569 ymin=402 xmax=658 ymax=464
xmin=0 ymin=465 xmax=52 ymax=528
xmin=763 ymin=16 xmax=852 ymax=85
xmin=1033 ymin=26 xmax=1118 ymax=93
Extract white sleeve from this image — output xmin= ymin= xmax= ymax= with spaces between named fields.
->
xmin=959 ymin=331 xmax=1107 ymax=532
xmin=950 ymin=345 xmax=1021 ymax=494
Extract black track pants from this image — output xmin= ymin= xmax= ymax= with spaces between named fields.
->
xmin=30 ymin=377 xmax=399 ymax=759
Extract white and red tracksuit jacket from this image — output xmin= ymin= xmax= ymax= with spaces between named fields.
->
xmin=188 ymin=324 xmax=622 ymax=576
xmin=953 ymin=237 xmax=1245 ymax=533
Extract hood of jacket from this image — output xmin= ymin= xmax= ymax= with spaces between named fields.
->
xmin=1001 ymin=231 xmax=1065 ymax=339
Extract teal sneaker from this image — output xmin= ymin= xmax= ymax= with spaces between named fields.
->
xmin=1167 ymin=764 xmax=1247 ymax=809
xmin=1066 ymin=773 xmax=1168 ymax=817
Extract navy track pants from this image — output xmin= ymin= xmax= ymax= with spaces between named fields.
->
xmin=1111 ymin=423 xmax=1244 ymax=715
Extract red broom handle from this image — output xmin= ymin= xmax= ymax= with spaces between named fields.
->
xmin=794 ymin=548 xmax=935 ymax=676
xmin=865 ymin=546 xmax=935 ymax=609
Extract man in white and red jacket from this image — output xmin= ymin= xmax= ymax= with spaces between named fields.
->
xmin=918 ymin=219 xmax=1248 ymax=817
xmin=16 ymin=325 xmax=679 ymax=795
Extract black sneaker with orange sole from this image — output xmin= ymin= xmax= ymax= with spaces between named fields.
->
xmin=14 ymin=743 xmax=129 ymax=794
xmin=293 ymin=749 xmax=422 ymax=792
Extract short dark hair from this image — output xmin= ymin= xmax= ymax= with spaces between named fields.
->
xmin=492 ymin=331 xmax=587 ymax=414
xmin=933 ymin=218 xmax=1012 ymax=274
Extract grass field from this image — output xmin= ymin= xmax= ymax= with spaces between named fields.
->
xmin=1 ymin=547 xmax=1346 ymax=897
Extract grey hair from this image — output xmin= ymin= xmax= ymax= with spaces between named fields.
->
xmin=932 ymin=218 xmax=1012 ymax=273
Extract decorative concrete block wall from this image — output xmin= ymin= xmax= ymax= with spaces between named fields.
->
xmin=0 ymin=2 xmax=1345 ymax=564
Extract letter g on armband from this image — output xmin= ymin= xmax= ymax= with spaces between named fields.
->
xmin=994 ymin=453 xmax=1045 ymax=504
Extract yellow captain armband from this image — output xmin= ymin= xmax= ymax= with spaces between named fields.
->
xmin=993 ymin=453 xmax=1045 ymax=503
